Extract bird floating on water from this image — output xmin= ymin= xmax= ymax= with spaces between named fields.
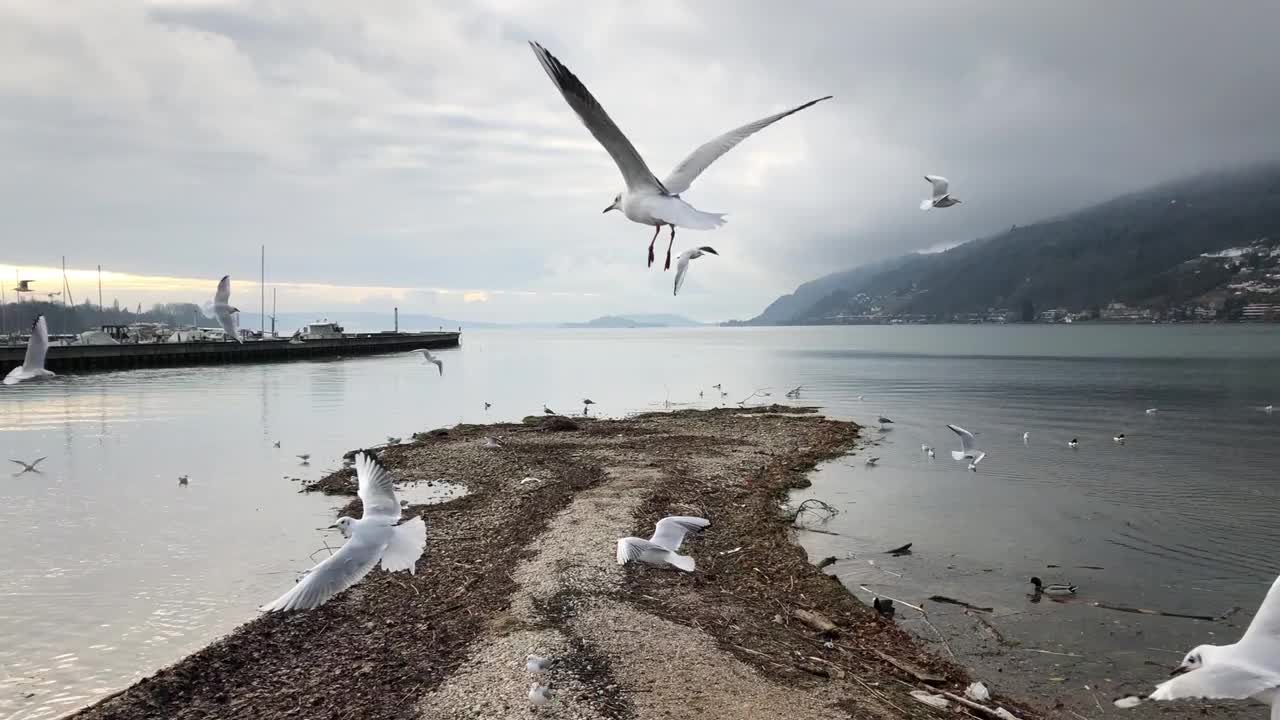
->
xmin=878 ymin=416 xmax=894 ymax=427
xmin=211 ymin=276 xmax=242 ymax=344
xmin=1263 ymin=405 xmax=1274 ymax=414
xmin=527 ymin=41 xmax=831 ymax=271
xmin=1030 ymin=577 xmax=1077 ymax=594
xmin=921 ymin=444 xmax=931 ymax=453
xmin=409 ymin=349 xmax=443 ymax=375
xmin=617 ymin=516 xmax=710 ymax=572
xmin=920 ymin=175 xmax=961 ymax=210
xmin=4 ymin=315 xmax=56 ymax=385
xmin=1145 ymin=408 xmax=1159 ymax=415
xmin=865 ymin=457 xmax=880 ymax=467
xmin=673 ymin=246 xmax=718 ymax=295
xmin=1023 ymin=431 xmax=1030 ymax=443
xmin=1068 ymin=438 xmax=1079 ymax=449
xmin=1113 ymin=433 xmax=1126 ymax=444
xmin=1113 ymin=574 xmax=1280 ymax=716
xmin=10 ymin=457 xmax=47 ymax=474
xmin=262 ymin=452 xmax=426 ymax=611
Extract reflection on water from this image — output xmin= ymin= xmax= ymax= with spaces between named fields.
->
xmin=1 ymin=325 xmax=1279 ymax=718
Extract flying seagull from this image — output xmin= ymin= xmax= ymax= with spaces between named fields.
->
xmin=262 ymin=452 xmax=426 ymax=611
xmin=617 ymin=516 xmax=710 ymax=572
xmin=177 ymin=475 xmax=189 ymax=486
xmin=947 ymin=424 xmax=986 ymax=470
xmin=673 ymin=246 xmax=718 ymax=296
xmin=4 ymin=315 xmax=56 ymax=385
xmin=297 ymin=454 xmax=311 ymax=464
xmin=10 ymin=457 xmax=47 ymax=474
xmin=1114 ymin=574 xmax=1280 ymax=717
xmin=528 ymin=41 xmax=831 ymax=271
xmin=484 ymin=402 xmax=492 ymax=411
xmin=410 ymin=349 xmax=443 ymax=375
xmin=212 ymin=275 xmax=242 ymax=344
xmin=920 ymin=175 xmax=961 ymax=210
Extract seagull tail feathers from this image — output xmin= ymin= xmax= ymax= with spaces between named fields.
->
xmin=920 ymin=199 xmax=934 ymax=210
xmin=381 ymin=516 xmax=427 ymax=574
xmin=654 ymin=200 xmax=726 ymax=230
xmin=666 ymin=552 xmax=696 ymax=572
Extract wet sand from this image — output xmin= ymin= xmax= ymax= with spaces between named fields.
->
xmin=70 ymin=408 xmax=1038 ymax=720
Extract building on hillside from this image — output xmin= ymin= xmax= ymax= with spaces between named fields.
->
xmin=1242 ymin=303 xmax=1280 ymax=322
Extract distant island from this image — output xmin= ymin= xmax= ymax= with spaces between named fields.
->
xmin=741 ymin=164 xmax=1280 ymax=325
xmin=560 ymin=314 xmax=704 ymax=329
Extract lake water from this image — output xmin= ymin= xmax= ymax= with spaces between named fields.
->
xmin=1 ymin=325 xmax=1278 ymax=719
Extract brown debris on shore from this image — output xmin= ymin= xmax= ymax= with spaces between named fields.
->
xmin=72 ymin=407 xmax=1039 ymax=720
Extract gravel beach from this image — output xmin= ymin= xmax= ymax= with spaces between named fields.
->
xmin=71 ymin=407 xmax=1039 ymax=720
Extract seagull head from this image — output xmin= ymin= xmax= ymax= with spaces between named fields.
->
xmin=326 ymin=516 xmax=356 ymax=538
xmin=1172 ymin=645 xmax=1214 ymax=675
xmin=603 ymin=193 xmax=621 ymax=214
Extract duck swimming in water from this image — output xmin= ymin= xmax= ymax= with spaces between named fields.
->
xmin=1030 ymin=576 xmax=1077 ymax=594
xmin=1113 ymin=433 xmax=1126 ymax=444
xmin=1068 ymin=438 xmax=1079 ymax=449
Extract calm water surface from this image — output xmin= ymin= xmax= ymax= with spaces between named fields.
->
xmin=1 ymin=325 xmax=1278 ymax=718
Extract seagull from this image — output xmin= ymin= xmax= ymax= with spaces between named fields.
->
xmin=543 ymin=405 xmax=556 ymax=416
xmin=482 ymin=437 xmax=502 ymax=450
xmin=878 ymin=416 xmax=894 ymax=425
xmin=262 ymin=452 xmax=427 ymax=611
xmin=1068 ymin=438 xmax=1079 ymax=449
xmin=1114 ymin=574 xmax=1280 ymax=716
xmin=1145 ymin=408 xmax=1159 ymax=415
xmin=9 ymin=457 xmax=47 ymax=474
xmin=410 ymin=349 xmax=443 ymax=375
xmin=526 ymin=655 xmax=551 ymax=674
xmin=865 ymin=457 xmax=880 ymax=466
xmin=920 ymin=175 xmax=961 ymax=210
xmin=386 ymin=437 xmax=401 ymax=445
xmin=273 ymin=441 xmax=281 ymax=448
xmin=212 ymin=275 xmax=242 ymax=344
xmin=712 ymin=384 xmax=722 ymax=390
xmin=4 ymin=315 xmax=56 ymax=385
xmin=855 ymin=395 xmax=865 ymax=401
xmin=1030 ymin=576 xmax=1077 ymax=594
xmin=1114 ymin=433 xmax=1126 ymax=444
xmin=1023 ymin=431 xmax=1030 ymax=443
xmin=1263 ymin=405 xmax=1274 ymax=414
xmin=921 ymin=444 xmax=932 ymax=453
xmin=528 ymin=41 xmax=831 ymax=271
xmin=927 ymin=448 xmax=935 ymax=458
xmin=529 ymin=683 xmax=552 ymax=707
xmin=947 ymin=424 xmax=987 ymax=470
xmin=177 ymin=475 xmax=189 ymax=486
xmin=617 ymin=516 xmax=710 ymax=572
xmin=582 ymin=398 xmax=596 ymax=407
xmin=484 ymin=402 xmax=491 ymax=411
xmin=673 ymin=246 xmax=718 ymax=295
xmin=297 ymin=454 xmax=311 ymax=464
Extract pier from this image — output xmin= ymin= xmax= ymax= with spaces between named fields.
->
xmin=0 ymin=331 xmax=460 ymax=375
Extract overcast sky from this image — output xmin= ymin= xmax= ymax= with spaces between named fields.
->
xmin=2 ymin=1 xmax=1278 ymax=323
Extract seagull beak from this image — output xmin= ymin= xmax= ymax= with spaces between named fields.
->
xmin=321 ymin=524 xmax=337 ymax=530
xmin=602 ymin=201 xmax=618 ymax=214
xmin=1169 ymin=666 xmax=1190 ymax=676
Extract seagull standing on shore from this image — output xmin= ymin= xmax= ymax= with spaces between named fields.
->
xmin=526 ymin=655 xmax=551 ymax=674
xmin=10 ymin=457 xmax=47 ymax=474
xmin=410 ymin=349 xmax=443 ymax=375
xmin=262 ymin=452 xmax=427 ymax=611
xmin=1114 ymin=574 xmax=1280 ymax=716
xmin=948 ymin=424 xmax=986 ymax=470
xmin=673 ymin=246 xmax=718 ymax=295
xmin=212 ymin=276 xmax=242 ymax=344
xmin=528 ymin=41 xmax=831 ymax=271
xmin=617 ymin=516 xmax=710 ymax=572
xmin=529 ymin=683 xmax=552 ymax=707
xmin=4 ymin=315 xmax=56 ymax=385
xmin=920 ymin=175 xmax=961 ymax=210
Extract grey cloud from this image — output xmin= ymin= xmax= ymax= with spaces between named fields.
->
xmin=1 ymin=1 xmax=1277 ymax=322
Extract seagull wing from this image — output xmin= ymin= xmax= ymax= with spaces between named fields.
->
xmin=925 ymin=175 xmax=950 ymax=200
xmin=948 ymin=424 xmax=977 ymax=454
xmin=214 ymin=275 xmax=232 ymax=305
xmin=432 ymin=358 xmax=443 ymax=376
xmin=971 ymin=451 xmax=987 ymax=466
xmin=261 ymin=530 xmax=387 ymax=612
xmin=617 ymin=537 xmax=663 ymax=564
xmin=354 ymin=452 xmax=401 ymax=523
xmin=649 ymin=516 xmax=710 ymax=551
xmin=378 ymin=515 xmax=426 ymax=574
xmin=1148 ymin=662 xmax=1280 ymax=701
xmin=9 ymin=459 xmax=29 ymax=468
xmin=529 ymin=42 xmax=666 ymax=195
xmin=1239 ymin=574 xmax=1280 ymax=649
xmin=673 ymin=251 xmax=693 ymax=296
xmin=662 ymin=96 xmax=833 ymax=195
xmin=23 ymin=316 xmax=50 ymax=371
xmin=215 ymin=307 xmax=240 ymax=343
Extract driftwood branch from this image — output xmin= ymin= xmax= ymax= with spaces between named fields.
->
xmin=869 ymin=647 xmax=945 ymax=684
xmin=930 ymin=595 xmax=993 ymax=612
xmin=792 ymin=608 xmax=840 ymax=635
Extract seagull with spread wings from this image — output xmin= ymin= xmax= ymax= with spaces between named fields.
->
xmin=4 ymin=315 xmax=56 ymax=385
xmin=617 ymin=515 xmax=710 ymax=572
xmin=211 ymin=275 xmax=242 ymax=344
xmin=529 ymin=42 xmax=831 ymax=271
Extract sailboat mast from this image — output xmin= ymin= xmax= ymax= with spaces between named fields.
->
xmin=260 ymin=244 xmax=265 ymax=334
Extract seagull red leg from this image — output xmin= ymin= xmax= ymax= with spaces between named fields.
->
xmin=647 ymin=226 xmax=660 ymax=268
xmin=664 ymin=225 xmax=676 ymax=270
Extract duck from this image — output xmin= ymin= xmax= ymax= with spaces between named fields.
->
xmin=1068 ymin=438 xmax=1079 ymax=449
xmin=865 ymin=457 xmax=880 ymax=467
xmin=1030 ymin=576 xmax=1077 ymax=594
xmin=1113 ymin=433 xmax=1126 ymax=444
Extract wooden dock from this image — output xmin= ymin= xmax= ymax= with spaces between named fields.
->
xmin=0 ymin=331 xmax=460 ymax=375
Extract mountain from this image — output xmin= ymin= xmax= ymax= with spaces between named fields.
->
xmin=560 ymin=313 xmax=705 ymax=329
xmin=748 ymin=164 xmax=1280 ymax=324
